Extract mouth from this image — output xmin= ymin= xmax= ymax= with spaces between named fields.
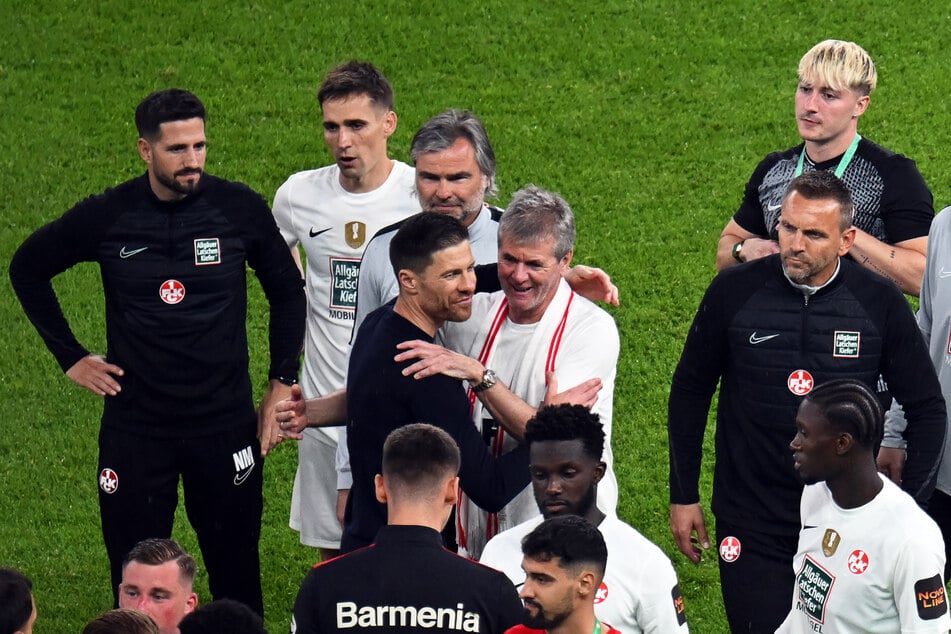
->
xmin=543 ymin=500 xmax=568 ymax=514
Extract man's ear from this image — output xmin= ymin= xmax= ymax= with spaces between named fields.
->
xmin=593 ymin=461 xmax=606 ymax=485
xmin=185 ymin=590 xmax=199 ymax=613
xmin=838 ymin=226 xmax=857 ymax=255
xmin=137 ymin=138 xmax=152 ymax=164
xmin=382 ymin=110 xmax=398 ymax=138
xmin=375 ymin=473 xmax=388 ymax=504
xmin=576 ymin=569 xmax=597 ymax=598
xmin=443 ymin=475 xmax=459 ymax=506
xmin=398 ymin=269 xmax=418 ymax=294
xmin=834 ymin=432 xmax=855 ymax=456
xmin=560 ymin=249 xmax=574 ymax=271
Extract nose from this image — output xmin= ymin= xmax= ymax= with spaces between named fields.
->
xmin=460 ymin=269 xmax=476 ymax=293
xmin=519 ymin=583 xmax=533 ymax=600
xmin=337 ymin=127 xmax=352 ymax=149
xmin=435 ymin=180 xmax=453 ymax=200
xmin=545 ymin=476 xmax=563 ymax=495
xmin=509 ymin=263 xmax=529 ymax=284
xmin=790 ymin=435 xmax=801 ymax=451
xmin=184 ymin=147 xmax=201 ymax=167
xmin=789 ymin=231 xmax=805 ymax=253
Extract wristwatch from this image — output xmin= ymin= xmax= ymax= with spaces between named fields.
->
xmin=472 ymin=368 xmax=498 ymax=393
xmin=731 ymin=240 xmax=745 ymax=263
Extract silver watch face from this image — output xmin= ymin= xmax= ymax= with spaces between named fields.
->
xmin=483 ymin=369 xmax=497 ymax=387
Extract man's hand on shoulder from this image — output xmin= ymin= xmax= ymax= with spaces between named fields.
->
xmin=542 ymin=371 xmax=601 ymax=409
xmin=66 ymin=354 xmax=124 ymax=396
xmin=564 ymin=265 xmax=619 ymax=306
xmin=394 ymin=340 xmax=485 ymax=382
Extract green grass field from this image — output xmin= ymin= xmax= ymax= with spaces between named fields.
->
xmin=3 ymin=1 xmax=951 ymax=631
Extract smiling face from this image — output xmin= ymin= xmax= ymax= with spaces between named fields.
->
xmin=415 ymin=137 xmax=489 ymax=226
xmin=118 ymin=561 xmax=197 ymax=634
xmin=411 ymin=241 xmax=477 ymax=328
xmin=498 ymin=235 xmax=571 ymax=325
xmin=321 ymin=93 xmax=396 ymax=193
xmin=529 ymin=439 xmax=605 ymax=521
xmin=778 ymin=190 xmax=855 ymax=286
xmin=138 ymin=118 xmax=206 ymax=201
xmin=795 ymin=74 xmax=868 ymax=153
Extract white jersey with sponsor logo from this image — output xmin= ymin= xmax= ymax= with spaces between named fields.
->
xmin=272 ymin=160 xmax=418 ymax=440
xmin=777 ymin=475 xmax=949 ymax=633
xmin=481 ymin=514 xmax=689 ymax=633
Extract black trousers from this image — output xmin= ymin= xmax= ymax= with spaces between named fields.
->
xmin=716 ymin=519 xmax=798 ymax=633
xmin=927 ymin=488 xmax=951 ymax=583
xmin=97 ymin=420 xmax=264 ymax=616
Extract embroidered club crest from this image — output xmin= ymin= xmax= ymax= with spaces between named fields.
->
xmin=719 ymin=536 xmax=741 ymax=563
xmin=99 ymin=468 xmax=119 ymax=494
xmin=788 ymin=369 xmax=814 ymax=396
xmin=159 ymin=279 xmax=185 ymax=305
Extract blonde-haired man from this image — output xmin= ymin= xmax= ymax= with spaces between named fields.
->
xmin=717 ymin=39 xmax=933 ymax=296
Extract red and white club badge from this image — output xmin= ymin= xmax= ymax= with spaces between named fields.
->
xmin=788 ymin=369 xmax=814 ymax=396
xmin=99 ymin=468 xmax=119 ymax=494
xmin=159 ymin=279 xmax=186 ymax=305
xmin=719 ymin=536 xmax=741 ymax=563
xmin=594 ymin=582 xmax=609 ymax=604
xmin=848 ymin=549 xmax=870 ymax=574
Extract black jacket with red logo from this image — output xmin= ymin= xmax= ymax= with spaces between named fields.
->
xmin=668 ymin=254 xmax=945 ymax=535
xmin=10 ymin=173 xmax=305 ymax=437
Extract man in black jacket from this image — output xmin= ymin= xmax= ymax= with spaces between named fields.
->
xmin=292 ymin=423 xmax=523 ymax=633
xmin=668 ymin=170 xmax=945 ymax=633
xmin=9 ymin=89 xmax=305 ymax=615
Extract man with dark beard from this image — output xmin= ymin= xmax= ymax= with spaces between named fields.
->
xmin=507 ymin=515 xmax=618 ymax=634
xmin=9 ymin=89 xmax=305 ymax=615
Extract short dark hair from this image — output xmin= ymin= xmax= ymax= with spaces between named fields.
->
xmin=122 ymin=538 xmax=197 ymax=586
xmin=178 ymin=599 xmax=266 ymax=634
xmin=0 ymin=568 xmax=33 ymax=634
xmin=383 ymin=423 xmax=461 ymax=499
xmin=500 ymin=185 xmax=576 ymax=261
xmin=521 ymin=515 xmax=607 ymax=578
xmin=411 ymin=110 xmax=497 ymax=198
xmin=317 ymin=60 xmax=394 ymax=110
xmin=83 ymin=609 xmax=160 ymax=634
xmin=784 ymin=170 xmax=854 ymax=232
xmin=390 ymin=212 xmax=469 ymax=277
xmin=525 ymin=405 xmax=604 ymax=461
xmin=804 ymin=379 xmax=884 ymax=450
xmin=135 ymin=89 xmax=206 ymax=141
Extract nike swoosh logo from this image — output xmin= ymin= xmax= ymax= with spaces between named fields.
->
xmin=939 ymin=268 xmax=951 ymax=279
xmin=119 ymin=246 xmax=148 ymax=259
xmin=749 ymin=332 xmax=780 ymax=344
xmin=766 ymin=203 xmax=782 ymax=212
xmin=233 ymin=465 xmax=255 ymax=486
xmin=309 ymin=227 xmax=332 ymax=238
